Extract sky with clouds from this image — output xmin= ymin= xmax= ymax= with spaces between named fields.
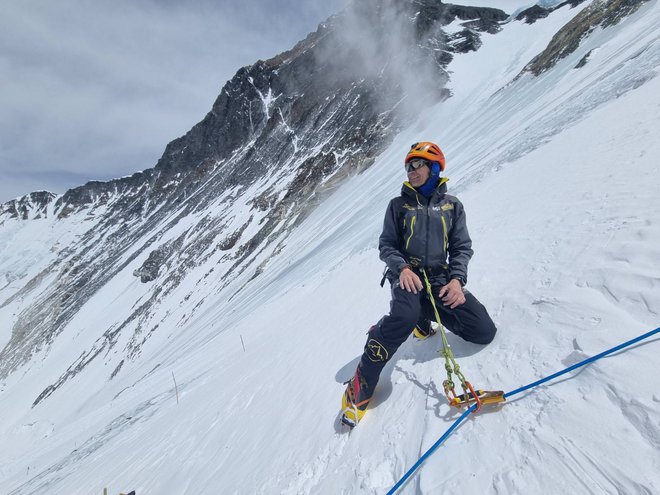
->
xmin=0 ymin=0 xmax=346 ymax=203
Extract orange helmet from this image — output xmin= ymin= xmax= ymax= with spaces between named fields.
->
xmin=405 ymin=141 xmax=446 ymax=171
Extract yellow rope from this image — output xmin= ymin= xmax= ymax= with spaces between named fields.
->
xmin=420 ymin=268 xmax=469 ymax=389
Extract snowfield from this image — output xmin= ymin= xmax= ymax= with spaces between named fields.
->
xmin=1 ymin=1 xmax=659 ymax=494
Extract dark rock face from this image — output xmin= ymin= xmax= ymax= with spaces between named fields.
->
xmin=516 ymin=0 xmax=588 ymax=24
xmin=0 ymin=0 xmax=511 ymax=401
xmin=516 ymin=5 xmax=553 ymax=24
xmin=521 ymin=0 xmax=650 ymax=76
xmin=133 ymin=241 xmax=180 ymax=283
xmin=0 ymin=191 xmax=57 ymax=221
xmin=447 ymin=4 xmax=509 ymax=34
xmin=414 ymin=1 xmax=509 ymax=56
xmin=574 ymin=48 xmax=593 ymax=68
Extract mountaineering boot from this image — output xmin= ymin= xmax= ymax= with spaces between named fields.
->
xmin=340 ymin=370 xmax=371 ymax=428
xmin=413 ymin=319 xmax=437 ymax=341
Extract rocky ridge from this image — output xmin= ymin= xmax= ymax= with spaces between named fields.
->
xmin=522 ymin=0 xmax=651 ymax=75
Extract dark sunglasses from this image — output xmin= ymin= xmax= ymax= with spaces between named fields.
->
xmin=405 ymin=158 xmax=430 ymax=173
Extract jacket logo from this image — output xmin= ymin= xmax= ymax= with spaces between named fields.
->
xmin=403 ymin=204 xmax=416 ymax=211
xmin=441 ymin=204 xmax=454 ymax=211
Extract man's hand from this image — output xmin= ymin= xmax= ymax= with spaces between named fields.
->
xmin=438 ymin=279 xmax=466 ymax=309
xmin=399 ymin=267 xmax=423 ymax=294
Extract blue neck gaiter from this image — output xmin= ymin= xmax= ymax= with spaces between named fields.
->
xmin=417 ymin=162 xmax=441 ymax=198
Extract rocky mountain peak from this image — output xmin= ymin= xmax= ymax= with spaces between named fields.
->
xmin=0 ymin=191 xmax=57 ymax=221
xmin=522 ymin=0 xmax=650 ymax=75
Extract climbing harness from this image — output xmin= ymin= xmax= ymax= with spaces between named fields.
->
xmin=387 ymin=325 xmax=660 ymax=494
xmin=420 ymin=269 xmax=505 ymax=411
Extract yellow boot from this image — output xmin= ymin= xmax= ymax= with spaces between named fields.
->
xmin=340 ymin=373 xmax=370 ymax=428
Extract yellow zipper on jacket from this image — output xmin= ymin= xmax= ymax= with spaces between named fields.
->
xmin=441 ymin=215 xmax=448 ymax=255
xmin=406 ymin=215 xmax=416 ymax=250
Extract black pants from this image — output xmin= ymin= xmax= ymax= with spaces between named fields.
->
xmin=356 ymin=284 xmax=497 ymax=400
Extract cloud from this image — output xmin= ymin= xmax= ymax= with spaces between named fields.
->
xmin=0 ymin=0 xmax=345 ymax=203
xmin=313 ymin=0 xmax=448 ymax=120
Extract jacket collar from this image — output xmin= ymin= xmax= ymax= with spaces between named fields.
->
xmin=402 ymin=177 xmax=449 ymax=204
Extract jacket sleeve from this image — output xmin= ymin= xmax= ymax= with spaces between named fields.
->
xmin=448 ymin=199 xmax=474 ymax=284
xmin=379 ymin=199 xmax=409 ymax=274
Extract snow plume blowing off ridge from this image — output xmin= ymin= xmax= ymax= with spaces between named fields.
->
xmin=316 ymin=0 xmax=448 ymax=118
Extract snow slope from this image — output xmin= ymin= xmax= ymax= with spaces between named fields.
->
xmin=1 ymin=1 xmax=659 ymax=494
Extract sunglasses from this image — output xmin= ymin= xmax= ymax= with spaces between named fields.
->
xmin=405 ymin=158 xmax=430 ymax=173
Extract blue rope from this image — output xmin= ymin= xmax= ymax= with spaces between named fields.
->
xmin=386 ymin=405 xmax=476 ymax=494
xmin=387 ymin=326 xmax=660 ymax=495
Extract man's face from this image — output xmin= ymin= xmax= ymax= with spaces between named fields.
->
xmin=407 ymin=162 xmax=431 ymax=188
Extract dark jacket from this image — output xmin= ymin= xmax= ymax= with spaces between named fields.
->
xmin=379 ymin=178 xmax=474 ymax=285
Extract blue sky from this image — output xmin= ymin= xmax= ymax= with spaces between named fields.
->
xmin=0 ymin=0 xmax=345 ymax=203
